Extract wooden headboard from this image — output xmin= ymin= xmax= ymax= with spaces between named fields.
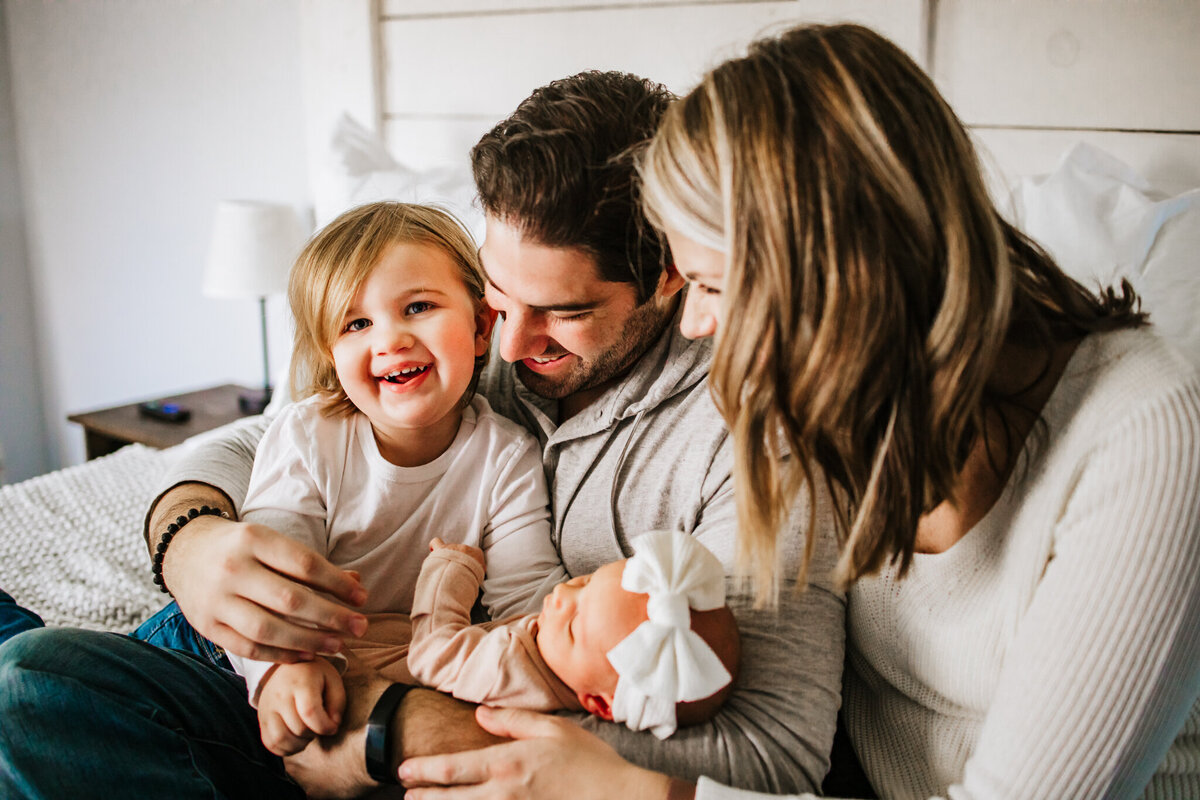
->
xmin=299 ymin=0 xmax=1200 ymax=203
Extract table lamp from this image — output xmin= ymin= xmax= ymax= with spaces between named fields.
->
xmin=203 ymin=200 xmax=307 ymax=414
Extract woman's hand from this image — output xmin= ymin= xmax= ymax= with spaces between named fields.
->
xmin=156 ymin=487 xmax=368 ymax=663
xmin=399 ymin=706 xmax=691 ymax=800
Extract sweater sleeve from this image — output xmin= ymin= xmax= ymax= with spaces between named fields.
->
xmin=940 ymin=383 xmax=1200 ymax=800
xmin=408 ymin=549 xmax=574 ymax=711
xmin=579 ymin=468 xmax=846 ymax=796
xmin=141 ymin=414 xmax=270 ymax=547
xmin=158 ymin=415 xmax=269 ymax=512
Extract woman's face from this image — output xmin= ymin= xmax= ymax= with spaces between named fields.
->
xmin=664 ymin=227 xmax=726 ymax=340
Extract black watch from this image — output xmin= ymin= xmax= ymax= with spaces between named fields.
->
xmin=365 ymin=682 xmax=413 ymax=784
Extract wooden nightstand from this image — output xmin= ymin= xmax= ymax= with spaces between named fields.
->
xmin=68 ymin=384 xmax=261 ymax=460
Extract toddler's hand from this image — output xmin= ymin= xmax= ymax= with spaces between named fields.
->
xmin=256 ymin=658 xmax=346 ymax=756
xmin=429 ymin=536 xmax=485 ymax=568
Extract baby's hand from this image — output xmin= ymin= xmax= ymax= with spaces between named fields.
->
xmin=429 ymin=536 xmax=485 ymax=568
xmin=256 ymin=659 xmax=346 ymax=756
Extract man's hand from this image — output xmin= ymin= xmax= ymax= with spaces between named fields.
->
xmin=428 ymin=537 xmax=485 ymax=569
xmin=284 ymin=665 xmax=508 ymax=799
xmin=152 ymin=483 xmax=369 ymax=663
xmin=257 ymin=659 xmax=347 ymax=756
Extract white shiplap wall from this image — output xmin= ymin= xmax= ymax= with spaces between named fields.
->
xmin=301 ymin=0 xmax=1200 ymax=196
xmin=933 ymin=0 xmax=1200 ymax=194
xmin=375 ymin=0 xmax=925 ymax=171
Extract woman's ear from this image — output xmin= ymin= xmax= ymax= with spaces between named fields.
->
xmin=580 ymin=693 xmax=614 ymax=721
xmin=474 ymin=305 xmax=498 ymax=357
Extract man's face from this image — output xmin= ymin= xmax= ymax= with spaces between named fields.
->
xmin=479 ymin=215 xmax=681 ymax=408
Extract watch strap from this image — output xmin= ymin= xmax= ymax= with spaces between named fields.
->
xmin=365 ymin=682 xmax=413 ymax=784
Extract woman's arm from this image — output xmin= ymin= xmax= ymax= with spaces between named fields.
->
xmin=937 ymin=386 xmax=1200 ymax=799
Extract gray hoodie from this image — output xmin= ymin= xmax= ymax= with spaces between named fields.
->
xmin=477 ymin=306 xmax=846 ymax=794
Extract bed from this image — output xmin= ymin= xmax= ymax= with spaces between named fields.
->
xmin=2 ymin=0 xmax=1198 ymax=633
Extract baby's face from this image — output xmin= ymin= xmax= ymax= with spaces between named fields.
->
xmin=536 ymin=560 xmax=648 ymax=701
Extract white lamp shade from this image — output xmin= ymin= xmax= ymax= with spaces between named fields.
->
xmin=203 ymin=200 xmax=307 ymax=299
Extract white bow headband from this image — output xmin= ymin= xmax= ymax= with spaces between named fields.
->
xmin=605 ymin=531 xmax=731 ymax=739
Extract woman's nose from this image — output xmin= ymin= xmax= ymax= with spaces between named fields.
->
xmin=679 ymin=290 xmax=718 ymax=340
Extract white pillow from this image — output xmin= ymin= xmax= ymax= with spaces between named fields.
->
xmin=1008 ymin=142 xmax=1200 ymax=371
xmin=320 ymin=114 xmax=484 ymax=243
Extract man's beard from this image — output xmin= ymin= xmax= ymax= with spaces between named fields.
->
xmin=515 ymin=297 xmax=676 ymax=400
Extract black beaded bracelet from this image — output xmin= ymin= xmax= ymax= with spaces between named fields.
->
xmin=151 ymin=505 xmax=230 ymax=596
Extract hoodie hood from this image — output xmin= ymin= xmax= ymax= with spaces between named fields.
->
xmin=479 ymin=298 xmax=714 ymax=448
xmin=477 ymin=297 xmax=725 ymax=572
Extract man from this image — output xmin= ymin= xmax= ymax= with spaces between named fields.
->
xmin=0 ymin=72 xmax=843 ymax=799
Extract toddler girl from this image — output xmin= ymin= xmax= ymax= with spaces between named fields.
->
xmin=408 ymin=529 xmax=741 ymax=739
xmin=229 ymin=201 xmax=566 ymax=755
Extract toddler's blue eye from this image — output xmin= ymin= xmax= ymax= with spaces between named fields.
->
xmin=344 ymin=318 xmax=370 ymax=333
xmin=406 ymin=301 xmax=434 ymax=315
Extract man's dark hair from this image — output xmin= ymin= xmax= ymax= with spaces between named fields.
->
xmin=471 ymin=71 xmax=675 ymax=303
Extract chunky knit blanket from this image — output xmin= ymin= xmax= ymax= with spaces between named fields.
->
xmin=0 ymin=444 xmax=170 ymax=631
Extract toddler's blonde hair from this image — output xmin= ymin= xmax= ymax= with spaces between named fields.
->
xmin=287 ymin=202 xmax=485 ymax=416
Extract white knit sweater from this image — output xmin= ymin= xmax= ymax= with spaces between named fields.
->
xmin=698 ymin=329 xmax=1200 ymax=800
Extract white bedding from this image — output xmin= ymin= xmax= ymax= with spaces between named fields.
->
xmin=0 ymin=444 xmax=170 ymax=631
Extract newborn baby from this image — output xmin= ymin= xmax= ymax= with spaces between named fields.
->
xmin=408 ymin=530 xmax=741 ymax=738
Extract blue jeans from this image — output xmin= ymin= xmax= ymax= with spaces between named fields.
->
xmin=0 ymin=600 xmax=300 ymax=798
xmin=0 ymin=589 xmax=44 ymax=643
xmin=0 ymin=590 xmax=230 ymax=669
xmin=129 ymin=600 xmax=235 ymax=669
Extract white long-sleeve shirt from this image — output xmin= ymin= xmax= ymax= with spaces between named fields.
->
xmin=227 ymin=394 xmax=567 ymax=701
xmin=698 ymin=328 xmax=1200 ymax=800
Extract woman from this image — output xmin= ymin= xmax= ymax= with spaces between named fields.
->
xmin=397 ymin=23 xmax=1200 ymax=800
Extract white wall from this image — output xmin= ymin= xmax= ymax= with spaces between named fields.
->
xmin=4 ymin=0 xmax=311 ymax=470
xmin=0 ymin=0 xmax=48 ymax=483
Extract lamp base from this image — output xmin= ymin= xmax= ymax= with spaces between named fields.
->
xmin=238 ymin=387 xmax=272 ymax=415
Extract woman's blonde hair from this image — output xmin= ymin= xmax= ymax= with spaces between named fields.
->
xmin=287 ymin=202 xmax=486 ymax=416
xmin=641 ymin=24 xmax=1142 ymax=602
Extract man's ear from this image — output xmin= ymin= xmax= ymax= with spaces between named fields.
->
xmin=657 ymin=259 xmax=686 ymax=299
xmin=580 ymin=693 xmax=614 ymax=721
xmin=474 ymin=305 xmax=498 ymax=357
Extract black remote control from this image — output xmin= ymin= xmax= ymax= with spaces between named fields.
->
xmin=138 ymin=400 xmax=191 ymax=423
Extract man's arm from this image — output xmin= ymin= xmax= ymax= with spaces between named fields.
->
xmin=284 ymin=664 xmax=507 ymax=799
xmin=144 ymin=415 xmax=367 ymax=664
xmin=143 ymin=414 xmax=269 ymax=552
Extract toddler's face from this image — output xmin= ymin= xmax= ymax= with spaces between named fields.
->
xmin=331 ymin=241 xmax=489 ymax=464
xmin=536 ymin=559 xmax=648 ymax=706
